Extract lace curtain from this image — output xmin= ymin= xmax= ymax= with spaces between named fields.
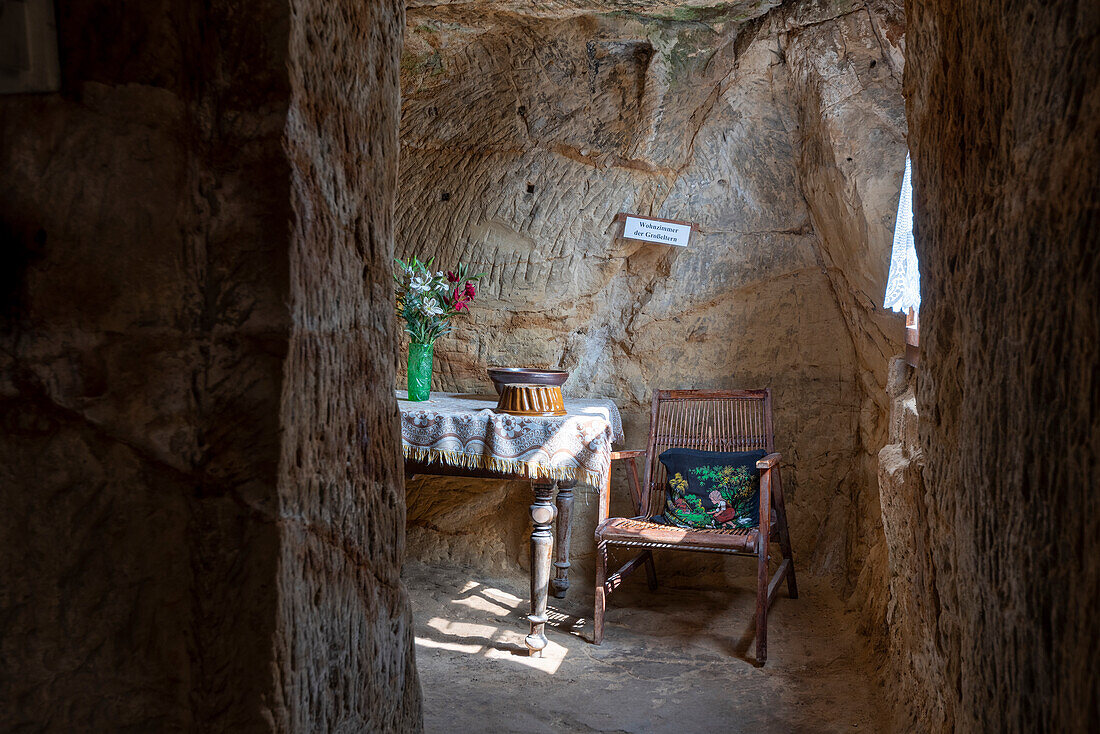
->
xmin=884 ymin=153 xmax=920 ymax=313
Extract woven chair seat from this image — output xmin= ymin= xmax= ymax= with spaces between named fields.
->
xmin=596 ymin=516 xmax=764 ymax=554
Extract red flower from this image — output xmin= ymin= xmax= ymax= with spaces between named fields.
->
xmin=452 ymin=288 xmax=469 ymax=311
xmin=446 ymin=271 xmax=459 ymax=283
xmin=464 ymin=281 xmax=477 ymax=299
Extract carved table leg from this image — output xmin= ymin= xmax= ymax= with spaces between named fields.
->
xmin=551 ymin=480 xmax=576 ymax=599
xmin=526 ymin=479 xmax=557 ymax=655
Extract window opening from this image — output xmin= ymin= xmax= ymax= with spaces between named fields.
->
xmin=884 ymin=152 xmax=920 ymax=366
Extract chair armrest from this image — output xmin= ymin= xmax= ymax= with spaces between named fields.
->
xmin=756 ymin=452 xmax=781 ymax=470
xmin=611 ymin=449 xmax=645 ymax=460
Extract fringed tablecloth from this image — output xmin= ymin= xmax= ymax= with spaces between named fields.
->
xmin=397 ymin=391 xmax=623 ymax=488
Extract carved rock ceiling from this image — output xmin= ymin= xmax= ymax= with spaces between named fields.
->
xmin=407 ymin=0 xmax=778 ymax=22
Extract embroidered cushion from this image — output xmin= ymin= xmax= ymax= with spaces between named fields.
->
xmin=652 ymin=448 xmax=767 ymax=530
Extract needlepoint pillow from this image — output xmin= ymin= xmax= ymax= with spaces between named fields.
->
xmin=653 ymin=448 xmax=767 ymax=530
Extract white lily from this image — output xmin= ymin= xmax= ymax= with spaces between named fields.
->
xmin=420 ymin=300 xmax=444 ymax=316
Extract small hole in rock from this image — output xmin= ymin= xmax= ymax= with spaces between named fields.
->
xmin=517 ymin=105 xmax=526 ymax=115
xmin=846 ymin=157 xmax=853 ymax=162
xmin=441 ymin=192 xmax=450 ymax=202
xmin=870 ymin=60 xmax=877 ymax=69
xmin=527 ymin=183 xmax=535 ymax=194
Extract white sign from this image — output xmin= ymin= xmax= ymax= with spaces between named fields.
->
xmin=622 ymin=215 xmax=692 ymax=247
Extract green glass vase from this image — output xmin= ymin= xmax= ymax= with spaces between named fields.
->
xmin=407 ymin=342 xmax=433 ymax=401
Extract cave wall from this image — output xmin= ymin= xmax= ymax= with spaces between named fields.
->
xmin=277 ymin=0 xmax=421 ymax=730
xmin=877 ymin=357 xmax=947 ymax=727
xmin=0 ymin=0 xmax=420 ymax=729
xmin=904 ymin=0 xmax=1099 ymax=729
xmin=0 ymin=1 xmax=290 ymax=727
xmin=397 ymin=1 xmax=906 ymax=605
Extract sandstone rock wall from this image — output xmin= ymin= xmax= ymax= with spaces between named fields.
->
xmin=1 ymin=1 xmax=289 ymax=727
xmin=877 ymin=357 xmax=948 ymax=728
xmin=904 ymin=1 xmax=1099 ymax=729
xmin=397 ymin=1 xmax=906 ymax=604
xmin=1 ymin=0 xmax=420 ymax=729
xmin=277 ymin=0 xmax=421 ymax=730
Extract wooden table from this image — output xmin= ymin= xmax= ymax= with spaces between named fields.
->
xmin=398 ymin=391 xmax=622 ymax=655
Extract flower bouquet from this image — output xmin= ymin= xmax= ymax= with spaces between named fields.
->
xmin=395 ymin=256 xmax=482 ymax=400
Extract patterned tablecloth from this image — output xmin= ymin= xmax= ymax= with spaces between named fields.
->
xmin=397 ymin=391 xmax=624 ymax=488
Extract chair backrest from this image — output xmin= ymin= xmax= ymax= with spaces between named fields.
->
xmin=641 ymin=389 xmax=774 ymax=518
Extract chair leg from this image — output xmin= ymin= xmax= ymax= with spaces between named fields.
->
xmin=776 ymin=511 xmax=798 ymax=600
xmin=594 ymin=539 xmax=607 ymax=644
xmin=784 ymin=550 xmax=799 ymax=600
xmin=643 ymin=550 xmax=658 ymax=591
xmin=756 ymin=540 xmax=768 ymax=665
xmin=773 ymin=482 xmax=798 ymax=600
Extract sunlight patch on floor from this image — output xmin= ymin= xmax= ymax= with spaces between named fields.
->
xmin=417 ymin=614 xmax=567 ymax=673
xmin=407 ymin=560 xmax=893 ymax=733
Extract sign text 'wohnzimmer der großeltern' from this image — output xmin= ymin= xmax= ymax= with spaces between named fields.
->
xmin=622 ymin=215 xmax=692 ymax=247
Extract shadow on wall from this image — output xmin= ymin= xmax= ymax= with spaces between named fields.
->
xmin=0 ymin=222 xmax=45 ymax=330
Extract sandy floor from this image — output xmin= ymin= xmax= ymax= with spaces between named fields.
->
xmin=406 ymin=559 xmax=891 ymax=734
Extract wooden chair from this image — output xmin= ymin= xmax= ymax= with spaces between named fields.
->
xmin=593 ymin=389 xmax=797 ymax=664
